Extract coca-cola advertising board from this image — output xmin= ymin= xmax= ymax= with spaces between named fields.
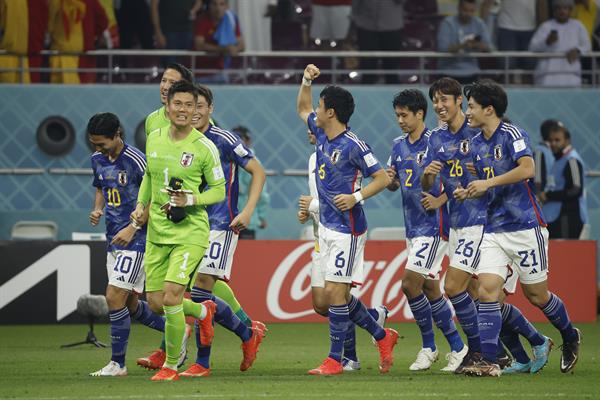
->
xmin=229 ymin=240 xmax=597 ymax=323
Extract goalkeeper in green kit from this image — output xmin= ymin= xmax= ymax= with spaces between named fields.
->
xmin=131 ymin=81 xmax=225 ymax=381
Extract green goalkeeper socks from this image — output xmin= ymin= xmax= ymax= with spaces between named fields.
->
xmin=182 ymin=298 xmax=206 ymax=319
xmin=163 ymin=304 xmax=185 ymax=369
xmin=213 ymin=281 xmax=252 ymax=326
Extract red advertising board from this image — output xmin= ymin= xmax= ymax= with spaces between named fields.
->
xmin=228 ymin=240 xmax=597 ymax=323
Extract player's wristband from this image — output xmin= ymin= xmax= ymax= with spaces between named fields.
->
xmin=130 ymin=220 xmax=142 ymax=230
xmin=185 ymin=194 xmax=195 ymax=206
xmin=302 ymin=77 xmax=312 ymax=87
xmin=353 ymin=191 xmax=364 ymax=203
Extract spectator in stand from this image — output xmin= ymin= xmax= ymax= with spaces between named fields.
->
xmin=98 ymin=0 xmax=120 ymax=48
xmin=230 ymin=0 xmax=274 ymax=52
xmin=481 ymin=0 xmax=548 ymax=82
xmin=535 ymin=119 xmax=564 ymax=193
xmin=0 ymin=0 xmax=48 ymax=83
xmin=194 ymin=0 xmax=244 ymax=84
xmin=437 ymin=0 xmax=493 ymax=84
xmin=310 ymin=0 xmax=352 ymax=48
xmin=47 ymin=0 xmax=108 ymax=84
xmin=529 ymin=0 xmax=591 ymax=86
xmin=539 ymin=123 xmax=588 ymax=239
xmin=571 ymin=0 xmax=599 ymax=40
xmin=115 ymin=0 xmax=154 ymax=49
xmin=351 ymin=0 xmax=405 ymax=84
xmin=234 ymin=126 xmax=270 ymax=240
xmin=150 ymin=0 xmax=203 ymax=64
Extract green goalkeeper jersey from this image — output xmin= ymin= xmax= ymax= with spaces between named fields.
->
xmin=138 ymin=126 xmax=226 ymax=246
xmin=145 ymin=106 xmax=170 ymax=136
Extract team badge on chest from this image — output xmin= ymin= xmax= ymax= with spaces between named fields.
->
xmin=493 ymin=145 xmax=503 ymax=160
xmin=117 ymin=170 xmax=127 ymax=186
xmin=180 ymin=152 xmax=194 ymax=167
xmin=459 ymin=139 xmax=470 ymax=155
xmin=330 ymin=149 xmax=342 ymax=164
xmin=416 ymin=151 xmax=426 ymax=166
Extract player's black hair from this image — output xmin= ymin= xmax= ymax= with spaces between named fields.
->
xmin=463 ymin=79 xmax=508 ymax=118
xmin=459 ymin=0 xmax=477 ymax=5
xmin=167 ymin=81 xmax=199 ymax=103
xmin=164 ymin=63 xmax=194 ymax=83
xmin=428 ymin=77 xmax=462 ymax=101
xmin=319 ymin=85 xmax=355 ymax=125
xmin=86 ymin=112 xmax=120 ymax=139
xmin=392 ymin=89 xmax=428 ymax=119
xmin=232 ymin=125 xmax=251 ymax=142
xmin=196 ymin=84 xmax=214 ymax=106
xmin=540 ymin=119 xmax=564 ymax=141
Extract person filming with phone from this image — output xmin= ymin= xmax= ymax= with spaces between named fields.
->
xmin=529 ymin=0 xmax=591 ymax=87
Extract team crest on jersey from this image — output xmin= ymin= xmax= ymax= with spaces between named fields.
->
xmin=494 ymin=145 xmax=503 ymax=160
xmin=330 ymin=149 xmax=342 ymax=164
xmin=180 ymin=152 xmax=194 ymax=167
xmin=416 ymin=151 xmax=426 ymax=166
xmin=117 ymin=170 xmax=127 ymax=186
xmin=459 ymin=140 xmax=470 ymax=155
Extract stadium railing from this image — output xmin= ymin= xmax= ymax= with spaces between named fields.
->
xmin=0 ymin=50 xmax=599 ymax=87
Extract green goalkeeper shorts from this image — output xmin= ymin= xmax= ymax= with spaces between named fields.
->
xmin=144 ymin=241 xmax=207 ymax=292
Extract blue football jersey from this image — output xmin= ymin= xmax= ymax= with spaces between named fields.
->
xmin=471 ymin=122 xmax=546 ymax=233
xmin=425 ymin=119 xmax=487 ymax=229
xmin=91 ymin=143 xmax=147 ymax=252
xmin=204 ymin=124 xmax=254 ymax=230
xmin=388 ymin=129 xmax=449 ymax=239
xmin=307 ymin=112 xmax=382 ymax=235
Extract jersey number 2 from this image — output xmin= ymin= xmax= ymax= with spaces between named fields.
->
xmin=404 ymin=169 xmax=413 ymax=187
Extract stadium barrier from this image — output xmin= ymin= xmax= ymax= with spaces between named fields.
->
xmin=0 ymin=240 xmax=596 ymax=324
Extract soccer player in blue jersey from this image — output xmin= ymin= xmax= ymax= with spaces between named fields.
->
xmin=386 ymin=89 xmax=468 ymax=371
xmin=297 ymin=64 xmax=399 ymax=376
xmin=421 ymin=77 xmax=486 ymax=372
xmin=460 ymin=79 xmax=581 ymax=376
xmin=87 ymin=113 xmax=168 ymax=376
xmin=179 ymin=84 xmax=267 ymax=377
xmin=298 ymin=129 xmax=388 ymax=372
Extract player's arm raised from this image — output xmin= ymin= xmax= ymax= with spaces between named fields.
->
xmin=297 ymin=64 xmax=320 ymax=123
xmin=467 ymin=156 xmax=534 ymax=197
xmin=230 ymin=158 xmax=266 ymax=232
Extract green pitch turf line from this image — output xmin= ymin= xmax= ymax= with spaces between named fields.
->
xmin=0 ymin=322 xmax=598 ymax=399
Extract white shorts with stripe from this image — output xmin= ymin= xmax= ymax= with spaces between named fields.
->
xmin=448 ymin=225 xmax=485 ymax=274
xmin=405 ymin=236 xmax=448 ymax=280
xmin=477 ymin=226 xmax=549 ymax=285
xmin=106 ymin=250 xmax=145 ymax=293
xmin=310 ymin=240 xmax=326 ymax=288
xmin=318 ymin=224 xmax=366 ymax=285
xmin=198 ymin=230 xmax=239 ymax=280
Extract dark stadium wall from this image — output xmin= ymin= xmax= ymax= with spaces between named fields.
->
xmin=0 ymin=85 xmax=599 ymax=243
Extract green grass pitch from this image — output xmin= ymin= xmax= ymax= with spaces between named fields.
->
xmin=0 ymin=322 xmax=598 ymax=399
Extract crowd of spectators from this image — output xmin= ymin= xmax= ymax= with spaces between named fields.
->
xmin=0 ymin=0 xmax=598 ymax=85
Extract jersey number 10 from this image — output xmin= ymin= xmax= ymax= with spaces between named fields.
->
xmin=107 ymin=188 xmax=121 ymax=207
